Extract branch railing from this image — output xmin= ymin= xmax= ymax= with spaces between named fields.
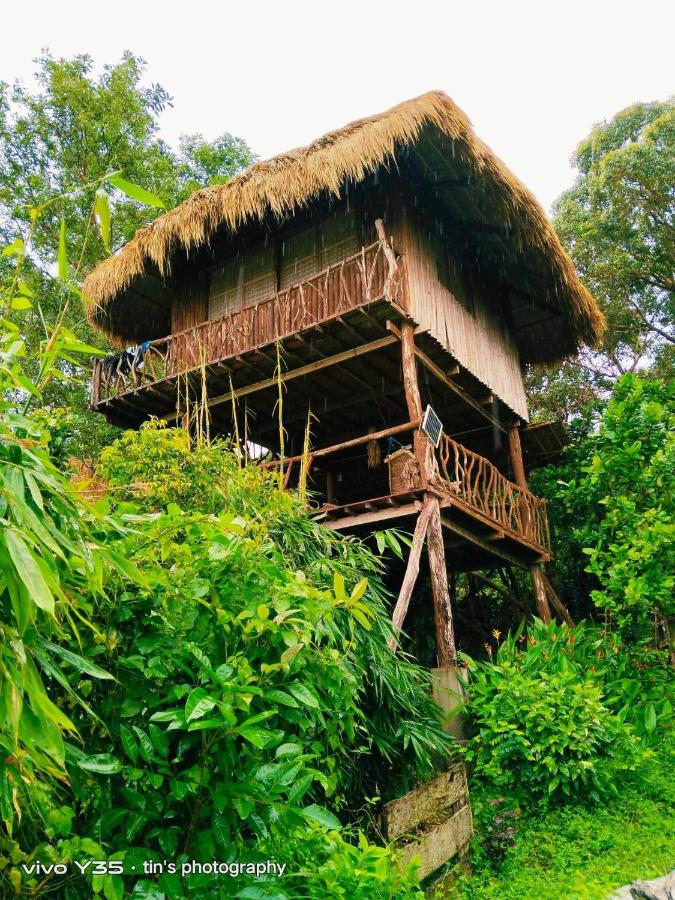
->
xmin=92 ymin=239 xmax=407 ymax=404
xmin=434 ymin=433 xmax=551 ymax=550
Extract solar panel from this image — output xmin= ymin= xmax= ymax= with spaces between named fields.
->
xmin=421 ymin=405 xmax=443 ymax=447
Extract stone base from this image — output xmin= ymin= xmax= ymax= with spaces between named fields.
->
xmin=431 ymin=666 xmax=467 ymax=741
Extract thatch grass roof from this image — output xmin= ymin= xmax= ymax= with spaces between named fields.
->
xmin=84 ymin=90 xmax=603 ymax=360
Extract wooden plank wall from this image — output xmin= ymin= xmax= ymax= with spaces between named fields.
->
xmin=394 ymin=212 xmax=529 ymax=422
xmin=382 ymin=764 xmax=472 ymax=883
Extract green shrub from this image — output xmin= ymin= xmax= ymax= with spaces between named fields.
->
xmin=461 ymin=622 xmax=642 ymax=802
xmin=4 ymin=423 xmax=453 ymax=895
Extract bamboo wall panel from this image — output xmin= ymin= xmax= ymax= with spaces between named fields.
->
xmin=397 ymin=214 xmax=529 ymax=421
xmin=171 ymin=273 xmax=207 ymax=334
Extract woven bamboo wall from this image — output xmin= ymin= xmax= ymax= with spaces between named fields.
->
xmin=394 ymin=211 xmax=529 ymax=421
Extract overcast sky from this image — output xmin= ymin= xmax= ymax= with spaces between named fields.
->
xmin=2 ymin=0 xmax=673 ymax=212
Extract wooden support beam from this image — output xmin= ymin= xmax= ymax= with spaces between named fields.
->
xmin=389 ymin=497 xmax=435 ymax=649
xmin=507 ymin=423 xmax=528 ymax=488
xmin=399 ymin=321 xmax=435 ymax=482
xmin=507 ymin=423 xmax=552 ymax=623
xmin=439 ymin=514 xmax=539 ymax=570
xmin=160 ymin=334 xmax=399 ymax=421
xmin=541 ymin=571 xmax=575 ymax=626
xmin=387 ymin=321 xmax=507 ymax=434
xmin=530 ymin=565 xmax=552 ymax=623
xmin=322 ymin=500 xmax=422 ymax=530
xmin=261 ymin=420 xmax=420 ymax=469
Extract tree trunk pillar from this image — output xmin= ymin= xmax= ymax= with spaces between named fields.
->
xmin=427 ymin=498 xmax=457 ymax=666
xmin=398 ymin=321 xmax=457 ymax=664
xmin=400 ymin=321 xmax=434 ymax=483
xmin=507 ymin=423 xmax=552 ymax=624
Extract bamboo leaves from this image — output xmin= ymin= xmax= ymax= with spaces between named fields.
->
xmin=3 ymin=529 xmax=55 ymax=615
xmin=106 ymin=174 xmax=165 ymax=209
xmin=94 ymin=189 xmax=112 ymax=253
xmin=57 ymin=218 xmax=68 ymax=283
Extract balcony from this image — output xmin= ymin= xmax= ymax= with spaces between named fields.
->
xmin=91 ymin=240 xmax=408 ymax=415
xmin=273 ymin=424 xmax=551 ymax=564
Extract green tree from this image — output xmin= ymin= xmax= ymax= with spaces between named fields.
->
xmin=176 ymin=132 xmax=255 ymax=203
xmin=531 ymin=374 xmax=674 ymax=648
xmin=0 ymin=52 xmax=254 ymax=458
xmin=527 ymin=99 xmax=675 ymax=421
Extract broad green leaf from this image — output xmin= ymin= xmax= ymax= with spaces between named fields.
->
xmin=185 ymin=687 xmax=216 ymax=722
xmin=239 ymin=727 xmax=273 ymax=749
xmin=149 ymin=724 xmax=169 ymax=758
xmin=350 ymin=607 xmax=372 ymax=630
xmin=78 ymin=753 xmax=122 ymax=775
xmin=333 ymin=571 xmax=346 ymax=601
xmin=644 ymin=703 xmax=657 ymax=733
xmin=350 ymin=577 xmax=368 ymax=602
xmin=2 ymin=238 xmax=25 ymax=258
xmin=132 ymin=726 xmax=155 ymax=763
xmin=4 ymin=530 xmax=55 ymax=615
xmin=10 ymin=296 xmax=32 ymax=310
xmin=58 ymin=218 xmax=68 ymax=282
xmin=264 ymin=689 xmax=299 ymax=708
xmin=120 ymin=725 xmax=139 ymax=764
xmin=288 ymin=683 xmax=320 ymax=709
xmin=236 ymin=887 xmax=287 ymax=900
xmin=107 ymin=175 xmax=165 ymax=209
xmin=302 ymin=804 xmax=341 ymax=830
xmin=108 ymin=550 xmax=145 ymax=585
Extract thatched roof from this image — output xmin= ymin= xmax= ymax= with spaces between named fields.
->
xmin=84 ymin=91 xmax=603 ymax=362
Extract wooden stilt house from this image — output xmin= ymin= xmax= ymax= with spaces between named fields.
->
xmin=85 ymin=91 xmax=603 ymax=665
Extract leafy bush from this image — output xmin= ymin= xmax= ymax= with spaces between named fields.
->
xmin=461 ymin=621 xmax=642 ymax=802
xmin=97 ymin=421 xmax=455 ymax=794
xmin=0 ymin=167 xmax=433 ymax=898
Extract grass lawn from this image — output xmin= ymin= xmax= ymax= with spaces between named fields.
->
xmin=440 ymin=740 xmax=675 ymax=899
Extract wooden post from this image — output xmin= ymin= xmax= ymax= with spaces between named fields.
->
xmin=399 ymin=320 xmax=456 ymax=664
xmin=374 ymin=218 xmax=397 ymax=299
xmin=400 ymin=322 xmax=434 ymax=483
xmin=507 ymin=424 xmax=528 ymax=488
xmin=91 ymin=359 xmax=101 ymax=407
xmin=541 ymin=571 xmax=575 ymax=626
xmin=507 ymin=424 xmax=552 ymax=624
xmin=427 ymin=498 xmax=457 ymax=666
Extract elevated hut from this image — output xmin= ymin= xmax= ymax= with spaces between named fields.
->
xmin=85 ymin=91 xmax=602 ymax=664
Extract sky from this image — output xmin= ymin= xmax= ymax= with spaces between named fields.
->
xmin=1 ymin=0 xmax=673 ymax=212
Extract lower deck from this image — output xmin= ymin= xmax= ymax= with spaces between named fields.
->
xmin=320 ymin=488 xmax=549 ymax=571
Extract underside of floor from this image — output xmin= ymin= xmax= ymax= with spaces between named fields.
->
xmin=317 ymin=487 xmax=550 ymax=572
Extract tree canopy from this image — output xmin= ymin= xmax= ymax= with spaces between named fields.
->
xmin=527 ymin=98 xmax=675 ymax=421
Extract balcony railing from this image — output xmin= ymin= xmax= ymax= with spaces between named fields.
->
xmin=92 ymin=239 xmax=407 ymax=405
xmin=434 ymin=433 xmax=551 ymax=551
